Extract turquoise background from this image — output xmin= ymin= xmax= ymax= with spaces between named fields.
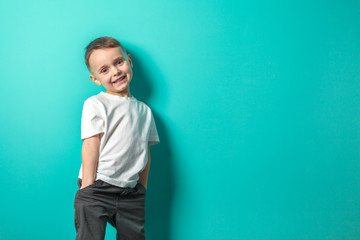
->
xmin=1 ymin=0 xmax=359 ymax=239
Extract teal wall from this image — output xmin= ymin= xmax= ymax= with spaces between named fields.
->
xmin=1 ymin=0 xmax=359 ymax=239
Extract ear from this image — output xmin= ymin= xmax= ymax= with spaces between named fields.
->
xmin=90 ymin=75 xmax=102 ymax=86
xmin=128 ymin=54 xmax=133 ymax=68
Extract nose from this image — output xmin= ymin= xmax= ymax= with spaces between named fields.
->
xmin=112 ymin=66 xmax=121 ymax=76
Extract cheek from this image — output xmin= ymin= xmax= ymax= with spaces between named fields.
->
xmin=126 ymin=67 xmax=133 ymax=76
xmin=101 ymin=77 xmax=111 ymax=84
xmin=123 ymin=65 xmax=132 ymax=73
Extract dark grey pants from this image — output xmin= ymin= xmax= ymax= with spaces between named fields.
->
xmin=74 ymin=179 xmax=146 ymax=240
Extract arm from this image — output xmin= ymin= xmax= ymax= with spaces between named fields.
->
xmin=138 ymin=143 xmax=151 ymax=189
xmin=81 ymin=134 xmax=101 ymax=189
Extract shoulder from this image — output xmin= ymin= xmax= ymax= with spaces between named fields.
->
xmin=82 ymin=93 xmax=106 ymax=113
xmin=84 ymin=93 xmax=106 ymax=106
xmin=133 ymin=98 xmax=153 ymax=113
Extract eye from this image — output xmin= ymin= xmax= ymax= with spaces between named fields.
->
xmin=101 ymin=68 xmax=108 ymax=73
xmin=117 ymin=60 xmax=123 ymax=65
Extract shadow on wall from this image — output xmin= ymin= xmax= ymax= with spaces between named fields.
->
xmin=129 ymin=48 xmax=175 ymax=240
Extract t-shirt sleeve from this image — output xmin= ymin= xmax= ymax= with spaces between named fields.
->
xmin=148 ymin=113 xmax=160 ymax=146
xmin=81 ymin=98 xmax=104 ymax=140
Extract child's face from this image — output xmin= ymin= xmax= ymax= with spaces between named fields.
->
xmin=88 ymin=47 xmax=133 ymax=97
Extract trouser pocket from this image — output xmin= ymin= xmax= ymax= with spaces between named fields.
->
xmin=135 ymin=183 xmax=147 ymax=195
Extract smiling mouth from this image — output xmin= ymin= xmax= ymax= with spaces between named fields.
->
xmin=113 ymin=75 xmax=126 ymax=84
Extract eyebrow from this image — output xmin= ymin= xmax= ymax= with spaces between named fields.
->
xmin=98 ymin=56 xmax=125 ymax=72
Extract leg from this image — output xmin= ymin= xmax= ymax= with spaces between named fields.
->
xmin=115 ymin=184 xmax=146 ymax=240
xmin=74 ymin=181 xmax=109 ymax=240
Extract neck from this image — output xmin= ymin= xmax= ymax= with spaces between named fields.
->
xmin=106 ymin=90 xmax=131 ymax=97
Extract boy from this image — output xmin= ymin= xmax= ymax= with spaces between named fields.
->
xmin=74 ymin=36 xmax=160 ymax=240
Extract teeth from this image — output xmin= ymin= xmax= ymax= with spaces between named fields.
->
xmin=114 ymin=76 xmax=125 ymax=83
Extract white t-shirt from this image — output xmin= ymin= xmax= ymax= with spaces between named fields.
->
xmin=78 ymin=91 xmax=160 ymax=188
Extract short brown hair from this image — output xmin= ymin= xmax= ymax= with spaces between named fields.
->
xmin=84 ymin=36 xmax=127 ymax=70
